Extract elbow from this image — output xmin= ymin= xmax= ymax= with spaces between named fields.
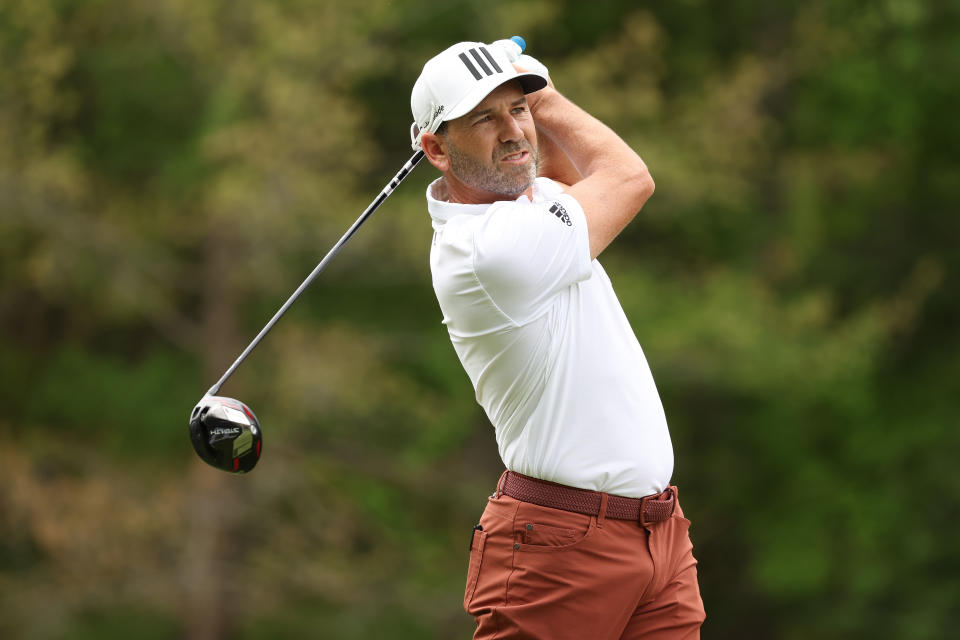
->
xmin=642 ymin=168 xmax=655 ymax=200
xmin=626 ymin=164 xmax=654 ymax=210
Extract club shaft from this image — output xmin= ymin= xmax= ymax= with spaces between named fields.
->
xmin=205 ymin=150 xmax=426 ymax=397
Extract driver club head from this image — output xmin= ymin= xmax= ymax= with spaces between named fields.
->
xmin=189 ymin=395 xmax=263 ymax=473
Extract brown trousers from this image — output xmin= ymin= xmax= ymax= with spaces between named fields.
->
xmin=464 ymin=483 xmax=705 ymax=639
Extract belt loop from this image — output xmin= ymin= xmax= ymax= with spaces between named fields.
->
xmin=495 ymin=470 xmax=509 ymax=498
xmin=597 ymin=492 xmax=609 ymax=528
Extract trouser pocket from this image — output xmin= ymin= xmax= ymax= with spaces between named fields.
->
xmin=464 ymin=525 xmax=487 ymax=612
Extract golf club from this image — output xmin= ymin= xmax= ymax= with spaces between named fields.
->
xmin=188 ymin=36 xmax=530 ymax=473
xmin=189 ymin=149 xmax=424 ymax=473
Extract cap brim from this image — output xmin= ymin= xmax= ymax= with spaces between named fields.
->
xmin=443 ymin=71 xmax=549 ymax=122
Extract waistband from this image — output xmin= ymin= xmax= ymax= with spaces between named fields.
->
xmin=497 ymin=471 xmax=676 ymax=527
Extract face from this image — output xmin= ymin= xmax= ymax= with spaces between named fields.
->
xmin=430 ymin=81 xmax=538 ymax=201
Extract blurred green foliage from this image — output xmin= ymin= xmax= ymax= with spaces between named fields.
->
xmin=1 ymin=0 xmax=957 ymax=638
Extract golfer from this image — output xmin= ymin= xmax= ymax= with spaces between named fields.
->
xmin=410 ymin=40 xmax=705 ymax=639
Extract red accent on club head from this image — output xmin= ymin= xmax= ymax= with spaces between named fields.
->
xmin=233 ymin=457 xmax=240 ymax=471
xmin=242 ymin=405 xmax=255 ymax=421
xmin=256 ymin=440 xmax=261 ymax=457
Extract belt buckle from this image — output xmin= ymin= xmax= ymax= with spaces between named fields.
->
xmin=639 ymin=487 xmax=676 ymax=527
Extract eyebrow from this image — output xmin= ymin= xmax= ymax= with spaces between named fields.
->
xmin=467 ymin=96 xmax=528 ymax=120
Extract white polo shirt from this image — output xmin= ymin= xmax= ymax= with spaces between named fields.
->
xmin=427 ymin=177 xmax=673 ymax=498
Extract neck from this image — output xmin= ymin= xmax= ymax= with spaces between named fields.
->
xmin=442 ymin=173 xmax=534 ymax=204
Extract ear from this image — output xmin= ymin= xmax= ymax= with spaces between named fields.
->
xmin=421 ymin=132 xmax=451 ymax=172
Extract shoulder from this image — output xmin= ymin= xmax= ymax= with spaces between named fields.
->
xmin=534 ymin=176 xmax=570 ymax=198
xmin=433 ymin=182 xmax=588 ymax=274
xmin=431 ymin=185 xmax=593 ymax=326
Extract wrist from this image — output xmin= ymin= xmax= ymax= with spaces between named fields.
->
xmin=529 ymin=86 xmax=561 ymax=117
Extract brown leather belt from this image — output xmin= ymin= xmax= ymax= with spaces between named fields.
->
xmin=498 ymin=471 xmax=676 ymax=526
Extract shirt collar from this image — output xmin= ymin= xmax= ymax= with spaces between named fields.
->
xmin=426 ymin=177 xmax=552 ymax=228
xmin=426 ymin=178 xmax=489 ymax=226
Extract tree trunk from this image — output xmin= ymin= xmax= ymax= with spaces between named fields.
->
xmin=181 ymin=230 xmax=242 ymax=640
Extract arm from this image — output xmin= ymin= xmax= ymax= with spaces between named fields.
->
xmin=536 ymin=121 xmax=582 ymax=187
xmin=523 ymin=70 xmax=582 ymax=188
xmin=529 ymin=88 xmax=654 ymax=260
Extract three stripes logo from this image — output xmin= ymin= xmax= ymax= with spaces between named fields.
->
xmin=549 ymin=202 xmax=572 ymax=226
xmin=458 ymin=46 xmax=504 ymax=80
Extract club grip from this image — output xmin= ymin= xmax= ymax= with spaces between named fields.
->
xmin=492 ymin=35 xmax=526 ymax=62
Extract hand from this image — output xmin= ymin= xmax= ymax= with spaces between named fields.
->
xmin=514 ymin=55 xmax=556 ymax=111
xmin=516 ymin=54 xmax=551 ymax=82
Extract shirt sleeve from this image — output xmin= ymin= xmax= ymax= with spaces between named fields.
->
xmin=470 ymin=192 xmax=592 ymax=325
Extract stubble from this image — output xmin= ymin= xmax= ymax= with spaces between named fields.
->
xmin=446 ymin=139 xmax=538 ymax=197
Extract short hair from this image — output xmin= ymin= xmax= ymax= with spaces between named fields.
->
xmin=436 ymin=121 xmax=448 ymax=136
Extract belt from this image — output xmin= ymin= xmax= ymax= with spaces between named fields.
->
xmin=498 ymin=471 xmax=676 ymax=527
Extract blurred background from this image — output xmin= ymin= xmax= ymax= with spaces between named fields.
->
xmin=1 ymin=0 xmax=957 ymax=638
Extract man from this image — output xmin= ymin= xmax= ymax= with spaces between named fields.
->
xmin=410 ymin=40 xmax=705 ymax=639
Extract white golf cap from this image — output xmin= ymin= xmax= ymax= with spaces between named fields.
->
xmin=410 ymin=40 xmax=548 ymax=150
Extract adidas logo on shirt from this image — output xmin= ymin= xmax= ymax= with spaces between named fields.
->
xmin=549 ymin=201 xmax=572 ymax=226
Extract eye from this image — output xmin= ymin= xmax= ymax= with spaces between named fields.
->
xmin=473 ymin=115 xmax=492 ymax=126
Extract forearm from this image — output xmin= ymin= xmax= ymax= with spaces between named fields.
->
xmin=531 ymin=88 xmax=654 ymax=259
xmin=536 ymin=122 xmax=582 ymax=187
xmin=532 ymin=88 xmax=648 ymax=184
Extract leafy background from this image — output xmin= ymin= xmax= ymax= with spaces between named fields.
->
xmin=1 ymin=0 xmax=957 ymax=638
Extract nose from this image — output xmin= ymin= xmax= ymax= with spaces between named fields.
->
xmin=498 ymin=113 xmax=524 ymax=142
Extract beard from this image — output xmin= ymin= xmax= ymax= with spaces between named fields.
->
xmin=446 ymin=138 xmax=538 ymax=197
